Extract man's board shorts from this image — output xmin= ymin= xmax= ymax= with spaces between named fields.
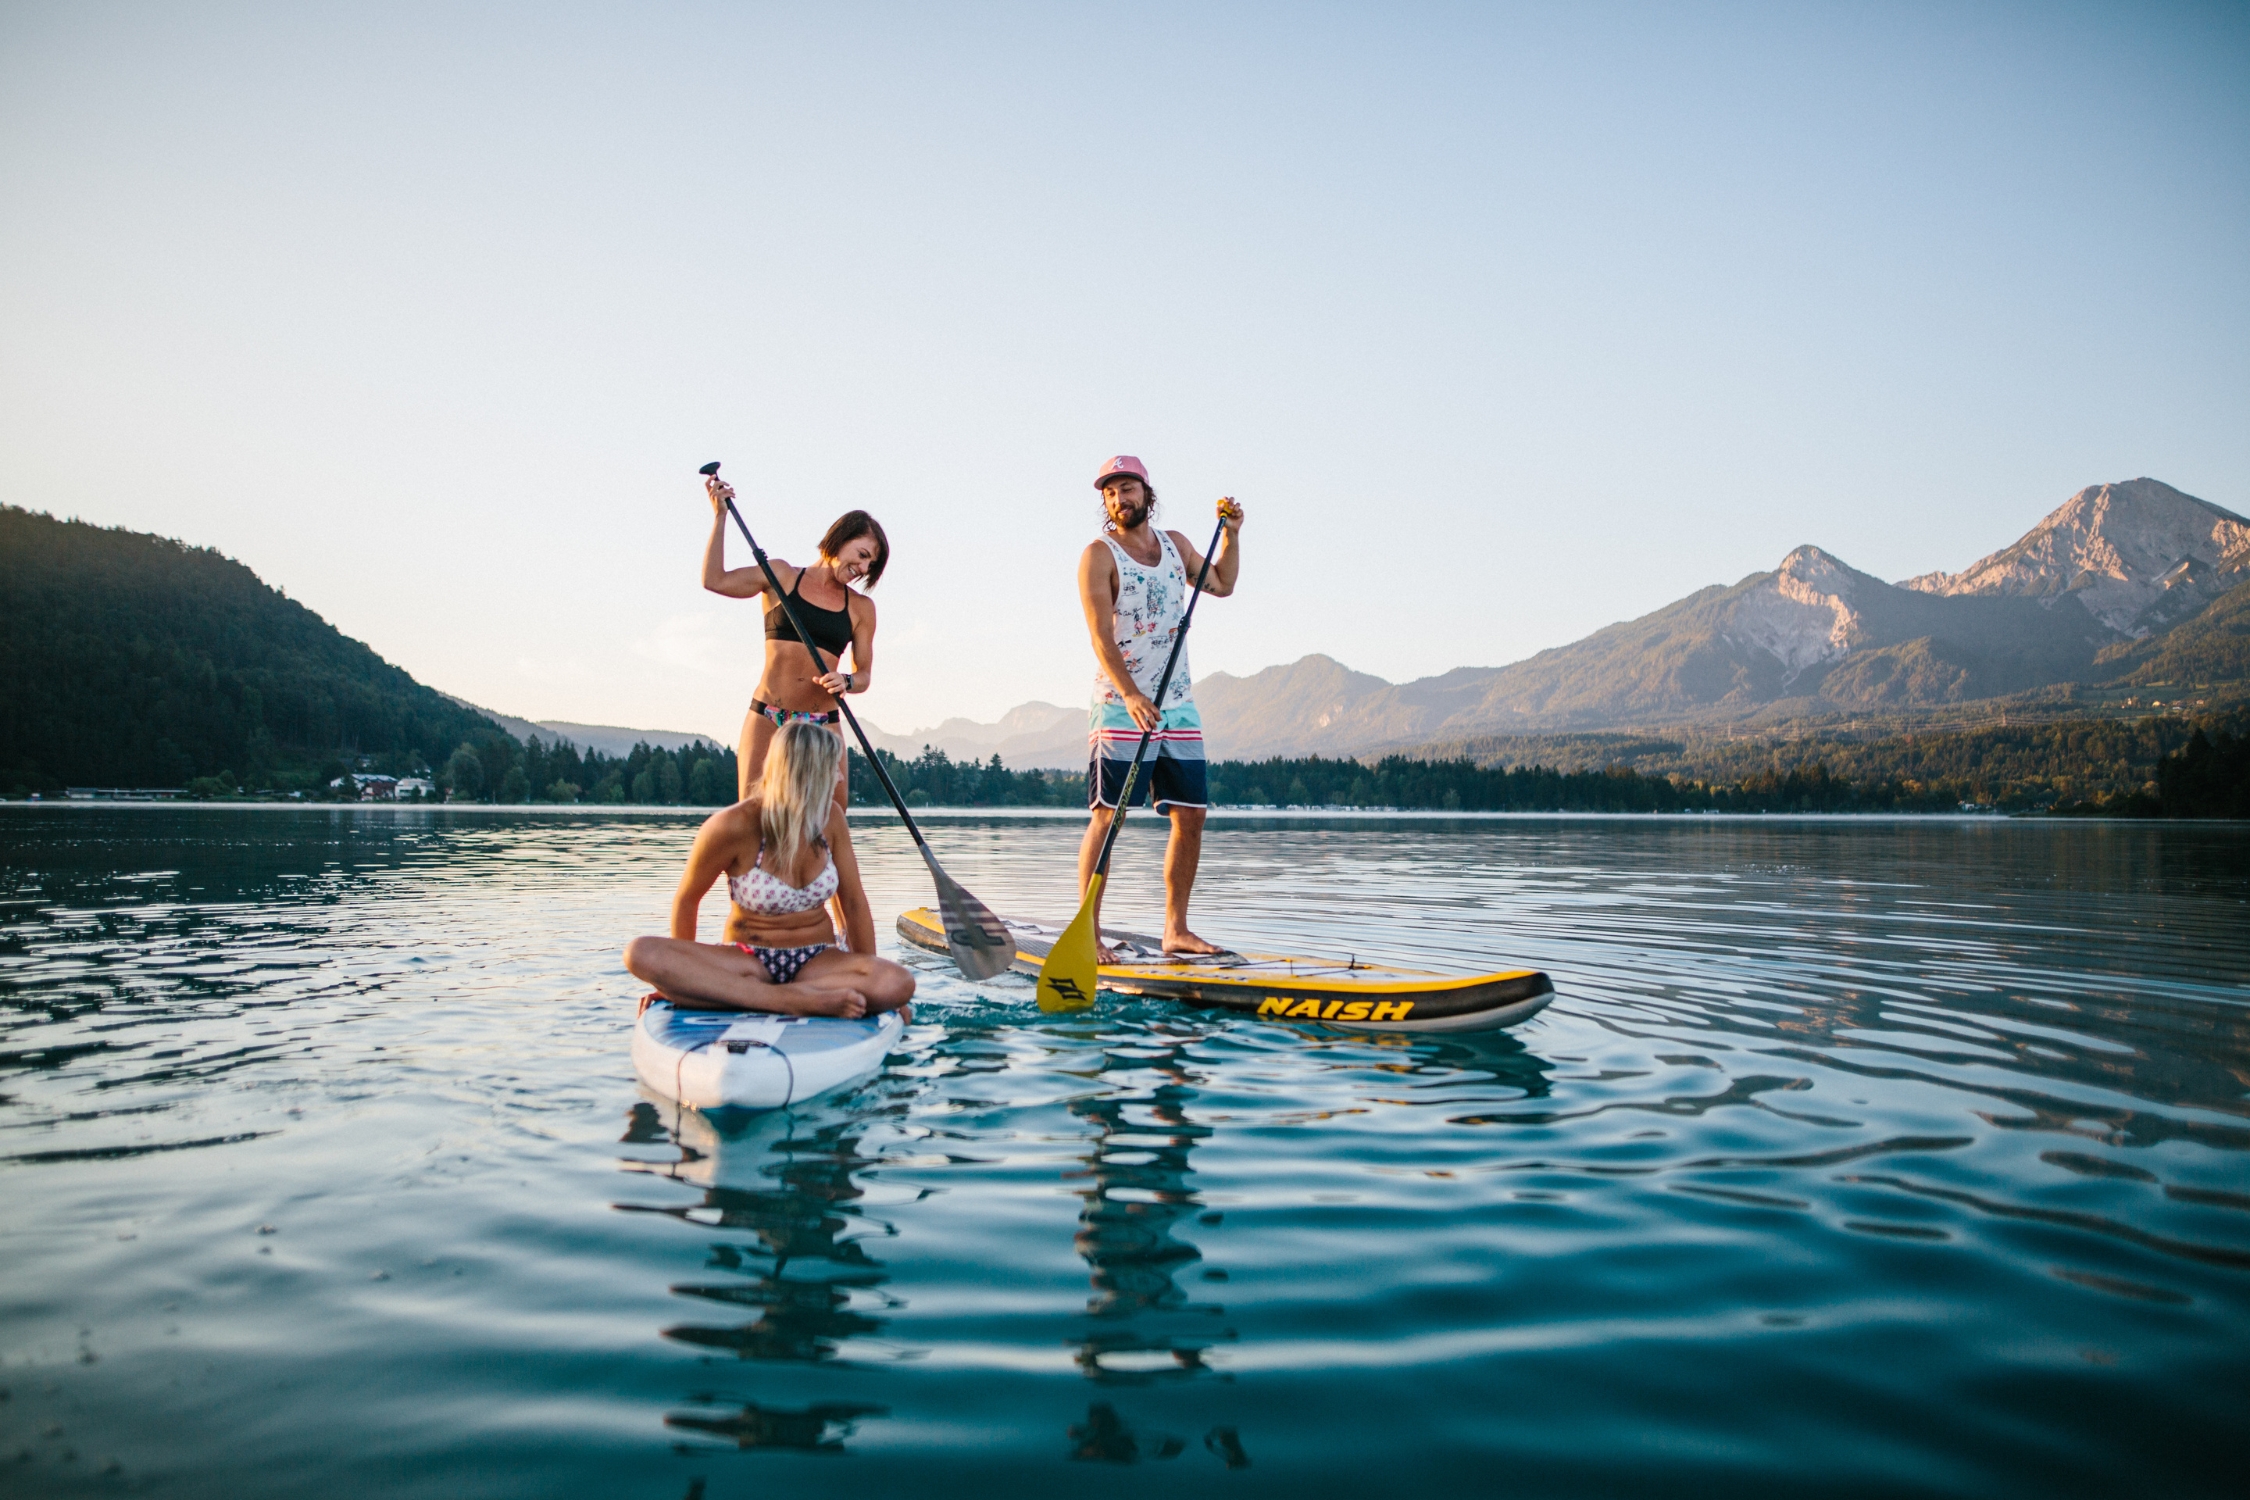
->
xmin=1089 ymin=701 xmax=1208 ymax=811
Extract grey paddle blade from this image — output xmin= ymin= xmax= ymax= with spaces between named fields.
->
xmin=924 ymin=850 xmax=1014 ymax=981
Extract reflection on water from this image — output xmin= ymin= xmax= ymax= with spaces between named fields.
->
xmin=617 ymin=1100 xmax=904 ymax=1370
xmin=1066 ymin=1035 xmax=1227 ymax=1383
xmin=3 ymin=808 xmax=2247 ymax=1496
xmin=1061 ymin=1402 xmax=1256 ymax=1467
xmin=664 ymin=1396 xmax=887 ymax=1454
xmin=1068 ymin=1400 xmax=1188 ymax=1462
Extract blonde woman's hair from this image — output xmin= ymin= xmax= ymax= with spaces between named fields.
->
xmin=758 ymin=720 xmax=841 ymax=873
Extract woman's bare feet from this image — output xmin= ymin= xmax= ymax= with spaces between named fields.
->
xmin=793 ymin=987 xmax=868 ymax=1019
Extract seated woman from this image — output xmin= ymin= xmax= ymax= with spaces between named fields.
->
xmin=623 ymin=721 xmax=915 ymax=1019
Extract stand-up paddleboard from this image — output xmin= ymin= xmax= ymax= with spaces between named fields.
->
xmin=633 ymin=997 xmax=903 ymax=1111
xmin=896 ymin=909 xmax=1552 ymax=1033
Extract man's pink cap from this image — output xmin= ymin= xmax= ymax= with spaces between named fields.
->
xmin=1094 ymin=455 xmax=1149 ymax=491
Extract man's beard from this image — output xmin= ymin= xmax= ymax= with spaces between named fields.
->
xmin=1109 ymin=498 xmax=1149 ymax=530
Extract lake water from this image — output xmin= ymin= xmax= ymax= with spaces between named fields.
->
xmin=2 ymin=807 xmax=2246 ymax=1497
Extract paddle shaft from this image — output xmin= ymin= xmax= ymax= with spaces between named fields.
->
xmin=1089 ymin=513 xmax=1230 ymax=881
xmin=716 ymin=491 xmax=937 ymax=858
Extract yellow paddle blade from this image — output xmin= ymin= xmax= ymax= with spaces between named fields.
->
xmin=1035 ymin=875 xmax=1103 ymax=1013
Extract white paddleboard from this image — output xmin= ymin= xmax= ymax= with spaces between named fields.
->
xmin=632 ymin=998 xmax=902 ymax=1111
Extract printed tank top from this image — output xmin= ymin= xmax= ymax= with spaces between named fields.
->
xmin=1094 ymin=529 xmax=1192 ymax=710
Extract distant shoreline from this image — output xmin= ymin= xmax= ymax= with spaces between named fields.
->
xmin=7 ymin=800 xmax=2218 ymax=824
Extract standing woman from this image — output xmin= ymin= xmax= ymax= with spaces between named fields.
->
xmin=702 ymin=471 xmax=887 ymax=800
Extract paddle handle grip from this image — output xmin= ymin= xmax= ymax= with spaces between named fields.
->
xmin=1092 ymin=512 xmax=1230 ymax=879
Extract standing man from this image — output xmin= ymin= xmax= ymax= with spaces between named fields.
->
xmin=1077 ymin=455 xmax=1245 ymax=958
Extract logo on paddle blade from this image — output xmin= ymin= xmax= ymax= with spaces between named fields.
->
xmin=1040 ymin=976 xmax=1092 ymax=1005
xmin=946 ymin=925 xmax=1000 ymax=948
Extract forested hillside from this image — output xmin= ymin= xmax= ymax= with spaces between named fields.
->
xmin=847 ymin=747 xmax=1081 ymax=807
xmin=2094 ymin=577 xmax=2250 ymax=688
xmin=1208 ymin=709 xmax=2249 ymax=816
xmin=840 ymin=711 xmax=2246 ymax=815
xmin=1 ymin=506 xmax=501 ymax=792
xmin=438 ymin=735 xmax=734 ymax=807
xmin=437 ymin=742 xmax=1084 ymax=808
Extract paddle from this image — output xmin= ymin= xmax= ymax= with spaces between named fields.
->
xmin=1035 ymin=506 xmax=1231 ymax=1013
xmin=699 ymin=461 xmax=1013 ymax=982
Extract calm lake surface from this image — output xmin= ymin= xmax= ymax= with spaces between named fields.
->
xmin=3 ymin=807 xmax=2246 ymax=1497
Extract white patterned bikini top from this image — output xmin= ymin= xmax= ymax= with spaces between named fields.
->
xmin=727 ymin=845 xmax=839 ymax=916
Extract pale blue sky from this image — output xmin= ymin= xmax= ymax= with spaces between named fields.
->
xmin=3 ymin=2 xmax=2244 ymax=741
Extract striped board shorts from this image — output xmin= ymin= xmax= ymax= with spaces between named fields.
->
xmin=1088 ymin=700 xmax=1208 ymax=811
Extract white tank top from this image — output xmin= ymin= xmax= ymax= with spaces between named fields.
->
xmin=1095 ymin=530 xmax=1192 ymax=709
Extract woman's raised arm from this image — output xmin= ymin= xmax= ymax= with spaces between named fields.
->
xmin=701 ymin=477 xmax=794 ymax=599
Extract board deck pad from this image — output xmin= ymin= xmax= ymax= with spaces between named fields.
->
xmin=896 ymin=907 xmax=1553 ymax=1034
xmin=634 ymin=1000 xmax=903 ymax=1112
xmin=643 ymin=1004 xmax=891 ymax=1057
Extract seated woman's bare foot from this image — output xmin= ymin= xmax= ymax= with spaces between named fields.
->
xmin=1162 ymin=929 xmax=1226 ymax=956
xmin=795 ymin=988 xmax=867 ymax=1019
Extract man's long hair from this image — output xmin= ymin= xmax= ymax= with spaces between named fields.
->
xmin=757 ymin=721 xmax=840 ymax=874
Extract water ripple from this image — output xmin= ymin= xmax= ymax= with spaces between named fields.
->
xmin=0 ymin=807 xmax=2245 ymax=1496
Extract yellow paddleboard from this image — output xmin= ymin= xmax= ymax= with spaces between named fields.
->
xmin=896 ymin=907 xmax=1552 ymax=1034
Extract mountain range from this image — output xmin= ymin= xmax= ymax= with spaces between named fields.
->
xmin=861 ymin=701 xmax=1088 ymax=767
xmin=11 ymin=480 xmax=2241 ymax=794
xmin=441 ymin=698 xmax=724 ymax=759
xmin=871 ymin=478 xmax=2249 ymax=766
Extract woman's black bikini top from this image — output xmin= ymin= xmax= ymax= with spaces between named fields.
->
xmin=765 ymin=569 xmax=856 ymax=660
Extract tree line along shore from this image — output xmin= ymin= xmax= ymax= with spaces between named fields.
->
xmin=4 ymin=503 xmax=2244 ymax=817
xmin=20 ymin=716 xmax=2245 ymax=820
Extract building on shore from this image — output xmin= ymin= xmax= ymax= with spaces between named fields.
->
xmin=331 ymin=774 xmax=402 ymax=800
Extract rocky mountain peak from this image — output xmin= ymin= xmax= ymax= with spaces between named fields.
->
xmin=1898 ymin=478 xmax=2249 ymax=637
xmin=848 ymin=476 xmax=2242 ymax=765
xmin=1775 ymin=544 xmax=1858 ymax=594
xmin=1727 ymin=545 xmax=1871 ymax=680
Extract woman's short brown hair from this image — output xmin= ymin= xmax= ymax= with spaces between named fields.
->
xmin=818 ymin=510 xmax=889 ymax=588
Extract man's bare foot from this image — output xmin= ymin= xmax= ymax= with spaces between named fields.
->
xmin=1095 ymin=943 xmax=1122 ymax=964
xmin=795 ymin=988 xmax=867 ymax=1019
xmin=1162 ymin=930 xmax=1226 ymax=957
